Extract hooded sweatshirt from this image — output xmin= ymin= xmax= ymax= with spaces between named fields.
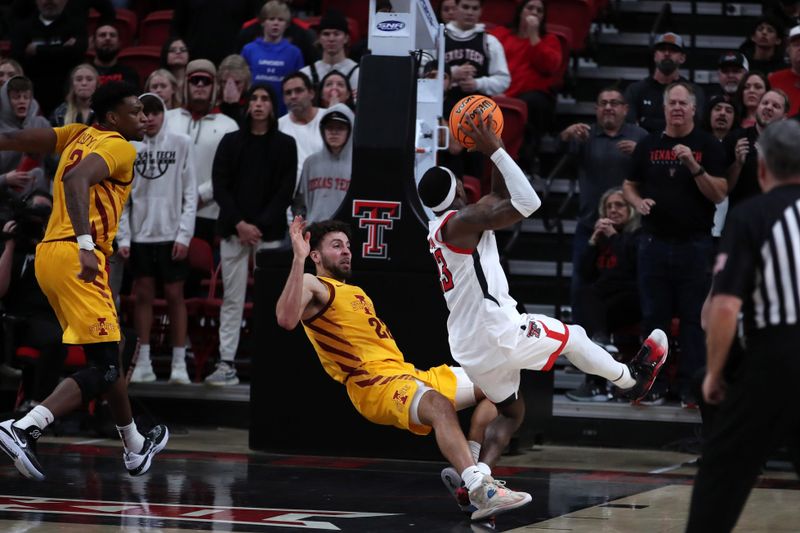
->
xmin=294 ymin=103 xmax=354 ymax=224
xmin=444 ymin=21 xmax=511 ymax=97
xmin=0 ymin=78 xmax=50 ymax=199
xmin=117 ymin=94 xmax=198 ymax=248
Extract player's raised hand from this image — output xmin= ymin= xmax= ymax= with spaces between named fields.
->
xmin=290 ymin=216 xmax=311 ymax=260
xmin=460 ymin=112 xmax=502 ymax=155
xmin=77 ymin=249 xmax=100 ymax=282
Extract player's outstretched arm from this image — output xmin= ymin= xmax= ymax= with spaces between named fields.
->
xmin=0 ymin=128 xmax=57 ymax=154
xmin=276 ymin=216 xmax=327 ymax=330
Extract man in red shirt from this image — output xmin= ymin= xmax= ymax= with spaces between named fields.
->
xmin=768 ymin=24 xmax=800 ymax=117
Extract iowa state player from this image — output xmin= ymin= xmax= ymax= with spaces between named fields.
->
xmin=276 ymin=216 xmax=531 ymax=521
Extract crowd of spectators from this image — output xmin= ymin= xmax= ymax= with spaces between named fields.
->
xmin=0 ymin=0 xmax=795 ymax=414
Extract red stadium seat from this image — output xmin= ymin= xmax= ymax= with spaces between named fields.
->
xmin=462 ymin=175 xmax=482 ymax=204
xmin=88 ymin=8 xmax=139 ymax=49
xmin=0 ymin=40 xmax=10 ymax=57
xmin=14 ymin=346 xmax=87 ymax=411
xmin=480 ymin=0 xmax=518 ymax=28
xmin=493 ymin=95 xmax=528 ymax=162
xmin=138 ymin=10 xmax=173 ymax=47
xmin=117 ymin=46 xmax=161 ymax=85
xmin=546 ymin=23 xmax=573 ymax=92
xmin=545 ymin=0 xmax=592 ymax=52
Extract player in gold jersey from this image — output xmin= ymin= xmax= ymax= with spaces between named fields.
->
xmin=276 ymin=217 xmax=532 ymax=521
xmin=0 ymin=83 xmax=168 ymax=481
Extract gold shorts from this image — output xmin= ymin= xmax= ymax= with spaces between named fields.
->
xmin=35 ymin=241 xmax=120 ymax=344
xmin=345 ymin=360 xmax=457 ymax=435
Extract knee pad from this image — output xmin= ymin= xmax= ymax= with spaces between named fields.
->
xmin=70 ymin=342 xmax=120 ymax=402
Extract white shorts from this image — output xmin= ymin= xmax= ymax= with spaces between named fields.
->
xmin=409 ymin=366 xmax=476 ymax=426
xmin=463 ymin=314 xmax=570 ymax=403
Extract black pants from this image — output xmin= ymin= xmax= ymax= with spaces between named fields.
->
xmin=686 ymin=344 xmax=800 ymax=533
xmin=575 ymin=282 xmax=640 ymax=340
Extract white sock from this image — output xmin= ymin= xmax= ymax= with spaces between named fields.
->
xmin=468 ymin=440 xmax=481 ymax=463
xmin=172 ymin=346 xmax=186 ymax=366
xmin=13 ymin=405 xmax=54 ymax=432
xmin=461 ymin=466 xmax=486 ymax=492
xmin=562 ymin=325 xmax=635 ymax=388
xmin=476 ymin=462 xmax=491 ymax=476
xmin=137 ymin=344 xmax=151 ymax=365
xmin=116 ymin=421 xmax=145 ymax=454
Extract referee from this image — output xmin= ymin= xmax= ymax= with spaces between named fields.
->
xmin=686 ymin=120 xmax=800 ymax=532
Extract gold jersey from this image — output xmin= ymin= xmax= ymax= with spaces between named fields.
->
xmin=44 ymin=124 xmax=136 ymax=256
xmin=302 ymin=277 xmax=405 ymax=383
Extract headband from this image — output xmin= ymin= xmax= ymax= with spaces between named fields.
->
xmin=429 ymin=167 xmax=457 ymax=212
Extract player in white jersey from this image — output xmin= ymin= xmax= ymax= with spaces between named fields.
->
xmin=418 ymin=115 xmax=670 ymax=503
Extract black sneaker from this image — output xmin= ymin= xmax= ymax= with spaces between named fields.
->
xmin=626 ymin=329 xmax=669 ymax=402
xmin=637 ymin=387 xmax=667 ymax=406
xmin=123 ymin=424 xmax=169 ymax=476
xmin=565 ymin=381 xmax=611 ymax=402
xmin=0 ymin=419 xmax=45 ymax=480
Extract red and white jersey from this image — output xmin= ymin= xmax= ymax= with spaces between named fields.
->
xmin=427 ymin=210 xmax=522 ymax=373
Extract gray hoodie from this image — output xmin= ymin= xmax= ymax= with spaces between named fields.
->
xmin=118 ymin=93 xmax=198 ymax=248
xmin=0 ymin=77 xmax=50 ymax=198
xmin=294 ymin=103 xmax=354 ymax=224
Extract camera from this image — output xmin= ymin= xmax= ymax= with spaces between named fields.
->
xmin=0 ymin=191 xmax=51 ymax=252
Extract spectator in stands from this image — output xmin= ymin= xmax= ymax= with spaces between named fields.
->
xmin=301 ymin=10 xmax=360 ymax=96
xmin=317 ymin=70 xmax=355 ymax=109
xmin=92 ymin=23 xmax=139 ymax=88
xmin=769 ymin=25 xmax=800 ymax=116
xmin=566 ymin=188 xmax=641 ymax=402
xmin=560 ymin=87 xmax=647 ymax=328
xmin=10 ymin=0 xmax=115 ymax=25
xmin=0 ymin=191 xmax=65 ymax=412
xmin=443 ymin=0 xmax=510 ymax=114
xmin=623 ymin=81 xmax=727 ymax=406
xmin=279 ymin=71 xmax=323 ymax=190
xmin=726 ymin=89 xmax=789 ymax=209
xmin=766 ymin=0 xmax=800 ymax=33
xmin=209 ymin=84 xmax=297 ymax=386
xmin=705 ymin=94 xmax=737 ymax=141
xmin=237 ymin=0 xmax=319 ymax=67
xmin=144 ymin=69 xmax=181 ymax=110
xmin=241 ymin=0 xmax=304 ymax=117
xmin=294 ymin=103 xmax=353 ymax=224
xmin=624 ymin=32 xmax=705 ymax=134
xmin=0 ymin=59 xmax=24 ymax=86
xmin=437 ymin=0 xmax=458 ymax=24
xmin=119 ymin=94 xmax=197 ymax=385
xmin=707 ymin=51 xmax=749 ymax=100
xmin=0 ymin=77 xmax=49 ymax=200
xmin=490 ymin=0 xmax=562 ymax=153
xmin=740 ymin=15 xmax=786 ymax=75
xmin=50 ymin=63 xmax=98 ymax=127
xmin=160 ymin=37 xmax=190 ymax=99
xmin=9 ymin=0 xmax=88 ymax=115
xmin=166 ymin=59 xmax=239 ymax=246
xmin=736 ymin=71 xmax=770 ymax=128
xmin=217 ymin=55 xmax=252 ymax=125
xmin=172 ymin=0 xmax=261 ymax=66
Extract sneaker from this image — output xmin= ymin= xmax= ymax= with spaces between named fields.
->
xmin=565 ymin=381 xmax=611 ymax=402
xmin=626 ymin=329 xmax=669 ymax=402
xmin=130 ymin=360 xmax=157 ymax=383
xmin=441 ymin=467 xmax=477 ymax=513
xmin=636 ymin=387 xmax=666 ymax=406
xmin=469 ymin=476 xmax=532 ymax=521
xmin=204 ymin=362 xmax=239 ymax=386
xmin=168 ymin=363 xmax=191 ymax=385
xmin=680 ymin=391 xmax=699 ymax=409
xmin=124 ymin=424 xmax=169 ymax=476
xmin=0 ymin=419 xmax=45 ymax=481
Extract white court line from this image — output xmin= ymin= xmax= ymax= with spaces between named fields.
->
xmin=649 ymin=458 xmax=697 ymax=474
xmin=73 ymin=439 xmax=110 ymax=445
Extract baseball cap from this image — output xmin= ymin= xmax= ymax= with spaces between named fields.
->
xmin=653 ymin=32 xmax=684 ymax=50
xmin=790 ymin=25 xmax=800 ymax=41
xmin=185 ymin=58 xmax=216 ymax=79
xmin=315 ymin=10 xmax=349 ymax=34
xmin=718 ymin=51 xmax=749 ymax=71
xmin=321 ymin=110 xmax=351 ymax=126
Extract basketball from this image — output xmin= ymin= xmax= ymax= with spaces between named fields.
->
xmin=449 ymin=95 xmax=504 ymax=150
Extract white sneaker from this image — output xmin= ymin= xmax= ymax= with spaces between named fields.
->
xmin=124 ymin=425 xmax=169 ymax=476
xmin=130 ymin=361 xmax=156 ymax=383
xmin=168 ymin=363 xmax=191 ymax=385
xmin=204 ymin=362 xmax=239 ymax=386
xmin=469 ymin=476 xmax=532 ymax=521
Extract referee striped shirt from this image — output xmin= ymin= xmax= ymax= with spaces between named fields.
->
xmin=713 ymin=184 xmax=800 ymax=338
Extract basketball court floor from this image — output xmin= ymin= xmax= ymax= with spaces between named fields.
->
xmin=0 ymin=427 xmax=797 ymax=532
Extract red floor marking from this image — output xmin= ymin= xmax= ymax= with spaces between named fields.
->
xmin=0 ymin=495 xmax=398 ymax=530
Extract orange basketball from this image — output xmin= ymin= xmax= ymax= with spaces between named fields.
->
xmin=448 ymin=95 xmax=504 ymax=150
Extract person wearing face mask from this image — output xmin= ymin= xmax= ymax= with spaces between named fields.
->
xmin=624 ymin=32 xmax=706 ymax=134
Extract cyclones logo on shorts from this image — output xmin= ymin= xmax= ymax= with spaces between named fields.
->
xmin=89 ymin=317 xmax=119 ymax=337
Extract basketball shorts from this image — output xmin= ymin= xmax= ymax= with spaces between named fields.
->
xmin=35 ymin=241 xmax=120 ymax=345
xmin=345 ymin=360 xmax=458 ymax=436
xmin=129 ymin=241 xmax=189 ymax=283
xmin=464 ymin=313 xmax=570 ymax=404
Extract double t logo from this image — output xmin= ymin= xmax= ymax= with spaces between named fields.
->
xmin=351 ymin=200 xmax=402 ymax=259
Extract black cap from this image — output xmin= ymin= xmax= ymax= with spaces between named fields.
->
xmin=708 ymin=93 xmax=734 ymax=110
xmin=718 ymin=51 xmax=749 ymax=70
xmin=321 ymin=110 xmax=350 ymax=126
xmin=316 ymin=10 xmax=349 ymax=34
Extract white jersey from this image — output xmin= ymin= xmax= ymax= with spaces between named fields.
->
xmin=428 ymin=210 xmax=523 ymax=373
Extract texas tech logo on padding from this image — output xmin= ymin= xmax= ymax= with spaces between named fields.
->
xmin=352 ymin=200 xmax=402 ymax=259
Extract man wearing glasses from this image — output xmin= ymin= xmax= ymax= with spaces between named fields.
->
xmin=559 ymin=88 xmax=646 ymax=396
xmin=166 ymin=59 xmax=239 ymax=246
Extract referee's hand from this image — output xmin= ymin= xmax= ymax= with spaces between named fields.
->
xmin=78 ymin=249 xmax=100 ymax=282
xmin=702 ymin=372 xmax=727 ymax=405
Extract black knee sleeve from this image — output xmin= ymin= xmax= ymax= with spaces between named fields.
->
xmin=70 ymin=342 xmax=120 ymax=403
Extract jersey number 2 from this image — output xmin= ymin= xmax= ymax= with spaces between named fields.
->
xmin=63 ymin=148 xmax=84 ymax=175
xmin=434 ymin=249 xmax=455 ymax=292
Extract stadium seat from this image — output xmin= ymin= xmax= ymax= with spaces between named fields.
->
xmin=481 ymin=0 xmax=518 ymax=28
xmin=117 ymin=46 xmax=161 ymax=85
xmin=462 ymin=175 xmax=482 ymax=204
xmin=545 ymin=0 xmax=592 ymax=53
xmin=14 ymin=345 xmax=86 ymax=412
xmin=319 ymin=0 xmax=368 ymax=42
xmin=0 ymin=40 xmax=10 ymax=57
xmin=138 ymin=10 xmax=173 ymax=47
xmin=546 ymin=23 xmax=573 ymax=92
xmin=492 ymin=95 xmax=528 ymax=162
xmin=88 ymin=8 xmax=139 ymax=49
xmin=305 ymin=15 xmax=361 ymax=44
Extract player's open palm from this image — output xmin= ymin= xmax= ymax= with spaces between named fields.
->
xmin=290 ymin=216 xmax=311 ymax=260
xmin=461 ymin=113 xmax=502 ymax=155
xmin=78 ymin=249 xmax=100 ymax=282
